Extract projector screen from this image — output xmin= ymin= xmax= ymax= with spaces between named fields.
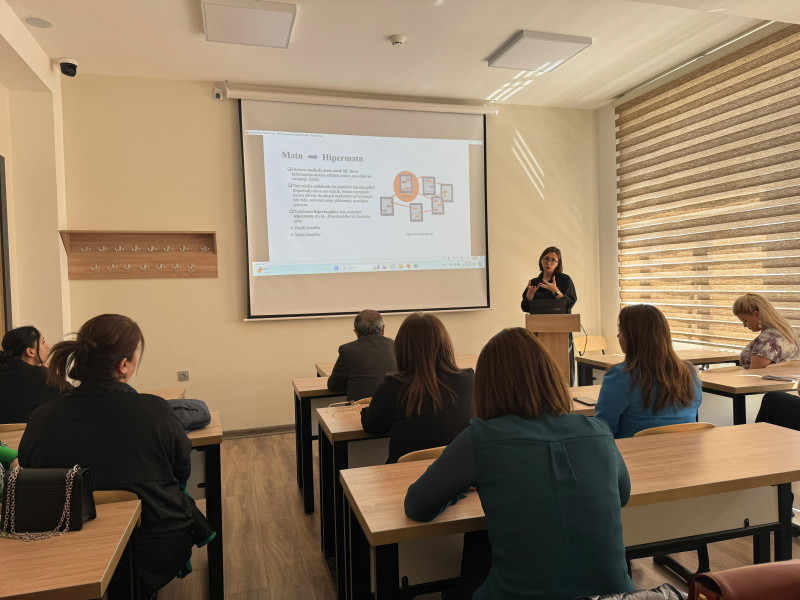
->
xmin=240 ymin=99 xmax=489 ymax=319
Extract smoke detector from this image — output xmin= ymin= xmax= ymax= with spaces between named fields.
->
xmin=389 ymin=35 xmax=406 ymax=47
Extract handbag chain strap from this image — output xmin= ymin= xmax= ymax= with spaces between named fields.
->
xmin=0 ymin=464 xmax=80 ymax=542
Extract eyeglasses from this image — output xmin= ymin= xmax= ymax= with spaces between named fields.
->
xmin=542 ymin=257 xmax=559 ymax=263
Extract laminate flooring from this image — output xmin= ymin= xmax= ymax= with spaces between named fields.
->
xmin=159 ymin=433 xmax=800 ymax=599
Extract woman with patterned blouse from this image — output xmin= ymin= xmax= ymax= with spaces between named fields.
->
xmin=732 ymin=293 xmax=800 ymax=369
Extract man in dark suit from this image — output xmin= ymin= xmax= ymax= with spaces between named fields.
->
xmin=327 ymin=309 xmax=396 ymax=402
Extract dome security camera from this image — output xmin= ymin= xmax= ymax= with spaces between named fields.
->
xmin=58 ymin=58 xmax=78 ymax=77
xmin=389 ymin=35 xmax=406 ymax=47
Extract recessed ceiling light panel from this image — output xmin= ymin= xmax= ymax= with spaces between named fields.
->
xmin=23 ymin=16 xmax=54 ymax=29
xmin=202 ymin=0 xmax=296 ymax=49
xmin=488 ymin=31 xmax=591 ymax=72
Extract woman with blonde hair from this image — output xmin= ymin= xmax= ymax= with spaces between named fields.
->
xmin=732 ymin=293 xmax=800 ymax=369
xmin=405 ymin=328 xmax=633 ymax=600
xmin=594 ymin=304 xmax=702 ymax=438
xmin=361 ymin=312 xmax=474 ymax=463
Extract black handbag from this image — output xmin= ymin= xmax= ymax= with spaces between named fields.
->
xmin=0 ymin=465 xmax=96 ymax=540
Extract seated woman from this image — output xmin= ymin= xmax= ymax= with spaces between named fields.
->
xmin=17 ymin=314 xmax=196 ymax=597
xmin=361 ymin=312 xmax=474 ymax=463
xmin=405 ymin=328 xmax=634 ymax=600
xmin=733 ymin=293 xmax=800 ymax=369
xmin=0 ymin=326 xmax=59 ymax=423
xmin=594 ymin=305 xmax=701 ymax=438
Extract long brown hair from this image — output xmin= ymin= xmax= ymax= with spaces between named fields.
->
xmin=47 ymin=314 xmax=145 ymax=392
xmin=474 ymin=328 xmax=572 ymax=420
xmin=618 ymin=305 xmax=696 ymax=413
xmin=393 ymin=312 xmax=460 ymax=418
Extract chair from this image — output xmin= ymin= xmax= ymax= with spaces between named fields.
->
xmin=354 ymin=397 xmax=371 ymax=406
xmin=633 ymin=422 xmax=715 ymax=437
xmin=633 ymin=423 xmax=715 ymax=583
xmin=575 ymin=335 xmax=608 ymax=357
xmin=397 ymin=445 xmax=445 ymax=463
xmin=0 ymin=423 xmax=25 ymax=433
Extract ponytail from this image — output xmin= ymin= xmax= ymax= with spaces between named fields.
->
xmin=0 ymin=326 xmax=42 ymax=369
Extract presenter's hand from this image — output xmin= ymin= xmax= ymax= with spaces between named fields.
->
xmin=526 ymin=283 xmax=538 ymax=301
xmin=539 ymin=279 xmax=559 ymax=295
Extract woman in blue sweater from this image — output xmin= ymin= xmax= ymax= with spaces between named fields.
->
xmin=595 ymin=304 xmax=702 ymax=438
xmin=405 ymin=327 xmax=633 ymax=600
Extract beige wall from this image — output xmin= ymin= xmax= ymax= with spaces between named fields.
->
xmin=0 ymin=0 xmax=69 ymax=341
xmin=61 ymin=76 xmax=602 ymax=430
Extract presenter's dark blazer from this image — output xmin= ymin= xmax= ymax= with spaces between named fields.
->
xmin=327 ymin=334 xmax=397 ymax=402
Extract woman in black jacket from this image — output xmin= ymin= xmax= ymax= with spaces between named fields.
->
xmin=361 ymin=312 xmax=474 ymax=463
xmin=521 ymin=246 xmax=578 ymax=383
xmin=18 ymin=314 xmax=198 ymax=597
xmin=0 ymin=326 xmax=59 ymax=423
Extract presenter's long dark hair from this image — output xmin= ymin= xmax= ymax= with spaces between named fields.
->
xmin=393 ymin=312 xmax=460 ymax=418
xmin=618 ymin=305 xmax=695 ymax=413
xmin=0 ymin=326 xmax=43 ymax=368
xmin=47 ymin=314 xmax=144 ymax=392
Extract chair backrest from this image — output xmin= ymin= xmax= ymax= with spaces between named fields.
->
xmin=575 ymin=335 xmax=608 ymax=356
xmin=397 ymin=445 xmax=446 ymax=463
xmin=634 ymin=422 xmax=715 ymax=437
xmin=0 ymin=423 xmax=25 ymax=433
xmin=354 ymin=397 xmax=371 ymax=406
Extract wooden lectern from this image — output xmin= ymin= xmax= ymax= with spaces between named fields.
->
xmin=525 ymin=314 xmax=581 ymax=384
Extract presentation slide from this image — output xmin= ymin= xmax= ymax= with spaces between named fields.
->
xmin=253 ymin=131 xmax=481 ymax=276
xmin=240 ymin=99 xmax=488 ymax=318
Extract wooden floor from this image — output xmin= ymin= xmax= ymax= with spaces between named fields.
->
xmin=159 ymin=433 xmax=800 ymax=599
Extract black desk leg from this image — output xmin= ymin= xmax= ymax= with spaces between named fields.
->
xmin=320 ymin=426 xmax=334 ymax=555
xmin=732 ymin=394 xmax=747 ymax=425
xmin=206 ymin=443 xmax=225 ymax=600
xmin=348 ymin=501 xmax=371 ymax=600
xmin=108 ymin=530 xmax=137 ymax=599
xmin=301 ymin=397 xmax=315 ymax=513
xmin=753 ymin=531 xmax=770 ymax=563
xmin=375 ymin=544 xmax=400 ymax=600
xmin=295 ymin=393 xmax=302 ymax=489
xmin=775 ymin=483 xmax=793 ymax=561
xmin=335 ymin=440 xmax=350 ymax=600
xmin=577 ymin=363 xmax=592 ymax=386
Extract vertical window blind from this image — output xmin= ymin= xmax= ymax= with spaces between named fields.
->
xmin=615 ymin=24 xmax=800 ymax=349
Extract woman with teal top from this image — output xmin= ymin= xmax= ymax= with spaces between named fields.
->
xmin=594 ymin=304 xmax=701 ymax=438
xmin=405 ymin=327 xmax=634 ymax=600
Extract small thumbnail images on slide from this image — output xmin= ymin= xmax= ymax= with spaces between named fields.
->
xmin=381 ymin=171 xmax=454 ymax=222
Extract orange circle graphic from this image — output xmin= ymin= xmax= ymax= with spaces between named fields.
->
xmin=393 ymin=171 xmax=418 ymax=202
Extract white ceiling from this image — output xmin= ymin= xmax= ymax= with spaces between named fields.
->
xmin=6 ymin=0 xmax=798 ymax=109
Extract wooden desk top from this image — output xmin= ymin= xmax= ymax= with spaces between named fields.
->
xmin=317 ymin=386 xmax=599 ymax=443
xmin=145 ymin=387 xmax=186 ymax=400
xmin=700 ymin=361 xmax=800 ymax=395
xmin=341 ymin=423 xmax=800 ymax=546
xmin=0 ymin=499 xmax=142 ymax=600
xmin=0 ymin=411 xmax=222 ymax=450
xmin=576 ymin=349 xmax=738 ymax=370
xmin=314 ymin=354 xmax=480 ymax=378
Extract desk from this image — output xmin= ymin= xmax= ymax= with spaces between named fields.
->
xmin=315 ymin=354 xmax=479 ymax=378
xmin=700 ymin=361 xmax=800 ymax=425
xmin=341 ymin=423 xmax=800 ymax=600
xmin=576 ymin=350 xmax=738 ymax=386
xmin=318 ymin=386 xmax=599 ymax=598
xmin=1 ymin=411 xmax=224 ymax=600
xmin=0 ymin=499 xmax=142 ymax=600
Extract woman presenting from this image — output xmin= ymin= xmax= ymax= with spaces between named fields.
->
xmin=521 ymin=246 xmax=577 ymax=383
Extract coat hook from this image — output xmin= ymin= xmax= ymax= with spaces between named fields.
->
xmin=90 ymin=264 xmax=100 ymax=271
xmin=80 ymin=246 xmax=92 ymax=252
xmin=156 ymin=264 xmax=165 ymax=270
xmin=107 ymin=264 xmax=117 ymax=271
xmin=164 ymin=245 xmax=172 ymax=252
xmin=148 ymin=246 xmax=157 ymax=252
xmin=123 ymin=264 xmax=132 ymax=270
xmin=140 ymin=264 xmax=149 ymax=270
xmin=114 ymin=245 xmax=125 ymax=252
xmin=172 ymin=264 xmax=180 ymax=269
xmin=179 ymin=245 xmax=189 ymax=252
xmin=131 ymin=245 xmax=141 ymax=252
xmin=98 ymin=245 xmax=108 ymax=252
xmin=187 ymin=263 xmax=196 ymax=270
xmin=200 ymin=245 xmax=210 ymax=252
